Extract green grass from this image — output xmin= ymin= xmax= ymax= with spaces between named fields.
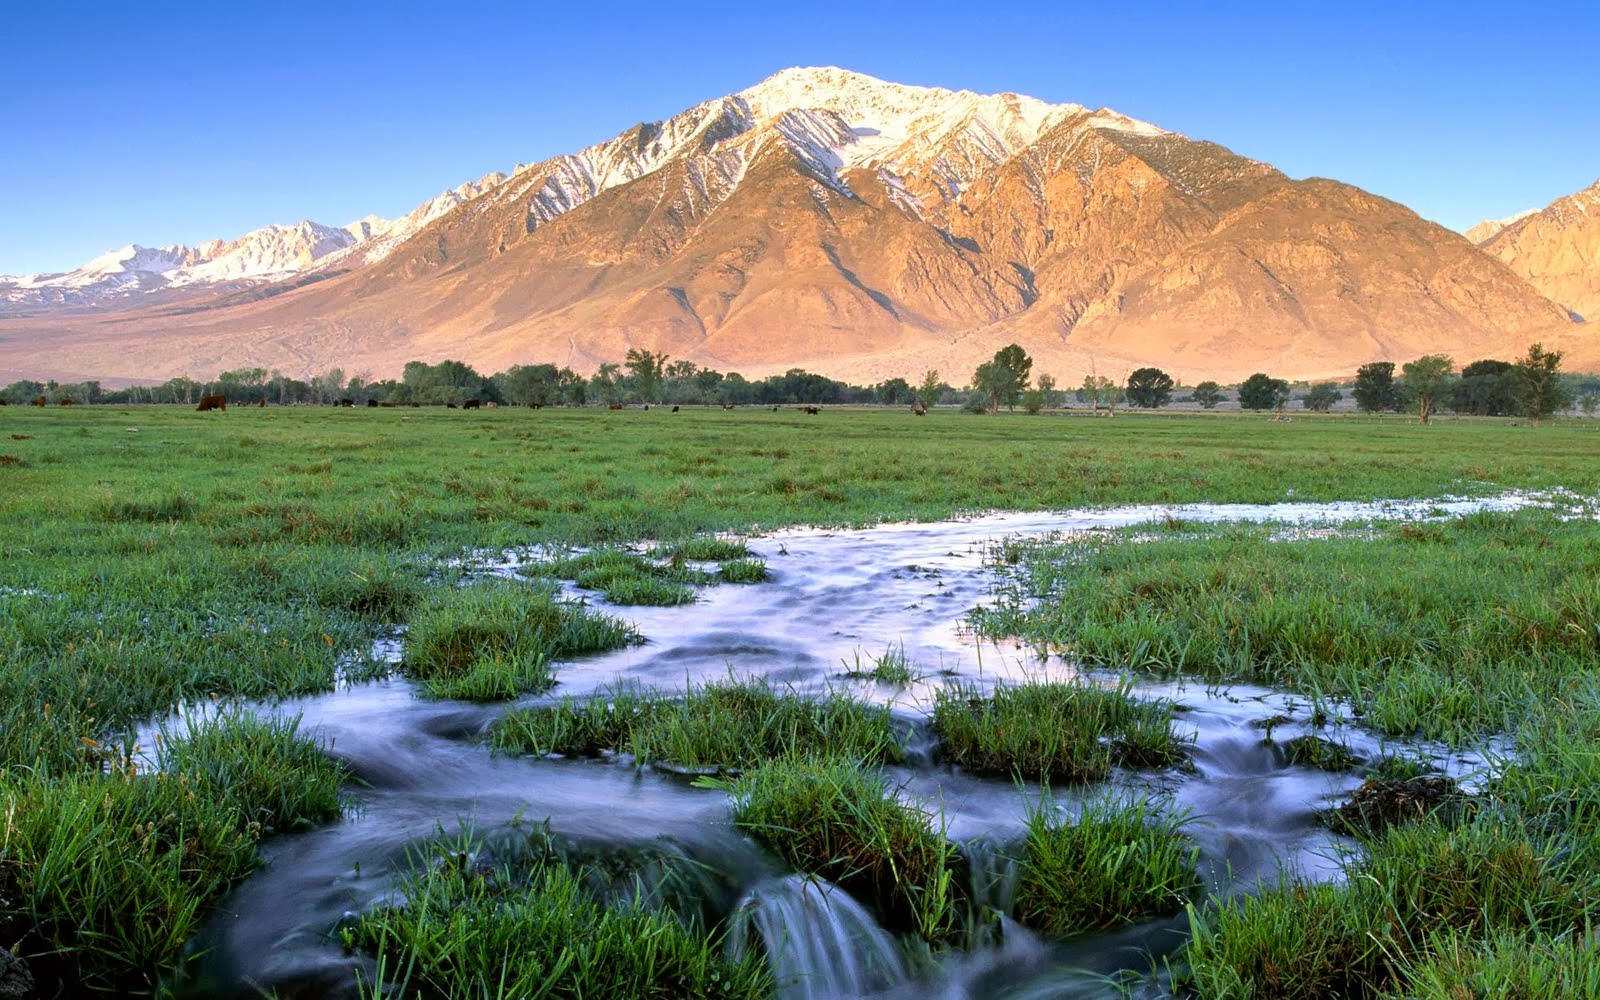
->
xmin=492 ymin=676 xmax=901 ymax=769
xmin=401 ymin=580 xmax=637 ymax=700
xmin=728 ymin=759 xmax=958 ymax=942
xmin=974 ymin=510 xmax=1600 ymax=743
xmin=1182 ymin=814 xmax=1600 ymax=998
xmin=842 ymin=642 xmax=916 ymax=686
xmin=718 ymin=557 xmax=770 ymax=583
xmin=344 ymin=832 xmax=770 ymax=1000
xmin=0 ymin=712 xmax=345 ymax=995
xmin=932 ymin=680 xmax=1188 ymax=782
xmin=1015 ymin=794 xmax=1200 ymax=937
xmin=1283 ymin=734 xmax=1360 ymax=771
xmin=1 ymin=405 xmax=1597 ymax=992
xmin=667 ymin=537 xmax=753 ymax=562
xmin=535 ymin=547 xmax=708 ymax=605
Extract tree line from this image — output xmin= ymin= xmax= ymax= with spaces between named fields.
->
xmin=3 ymin=342 xmax=1595 ymax=420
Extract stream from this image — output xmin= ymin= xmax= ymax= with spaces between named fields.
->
xmin=163 ymin=494 xmax=1549 ymax=999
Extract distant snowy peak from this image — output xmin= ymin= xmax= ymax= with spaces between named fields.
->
xmin=509 ymin=66 xmax=1170 ymax=231
xmin=1466 ymin=209 xmax=1538 ymax=245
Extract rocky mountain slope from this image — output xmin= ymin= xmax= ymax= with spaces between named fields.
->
xmin=1475 ymin=179 xmax=1600 ymax=323
xmin=0 ymin=67 xmax=1587 ymax=384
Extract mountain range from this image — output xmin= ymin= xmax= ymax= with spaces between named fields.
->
xmin=1 ymin=67 xmax=1594 ymax=385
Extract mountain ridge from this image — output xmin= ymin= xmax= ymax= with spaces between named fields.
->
xmin=0 ymin=67 xmax=1591 ymax=383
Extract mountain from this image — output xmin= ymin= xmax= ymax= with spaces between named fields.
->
xmin=1465 ymin=209 xmax=1537 ymax=246
xmin=0 ymin=67 xmax=1585 ymax=385
xmin=1476 ymin=179 xmax=1600 ymax=322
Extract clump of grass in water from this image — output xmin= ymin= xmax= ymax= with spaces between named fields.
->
xmin=493 ymin=676 xmax=901 ymax=770
xmin=1015 ymin=794 xmax=1200 ymax=936
xmin=718 ymin=557 xmax=770 ymax=583
xmin=344 ymin=835 xmax=770 ymax=1000
xmin=667 ymin=536 xmax=752 ymax=562
xmin=727 ymin=758 xmax=958 ymax=943
xmin=0 ymin=712 xmax=345 ymax=994
xmin=1390 ymin=928 xmax=1600 ymax=999
xmin=1182 ymin=815 xmax=1594 ymax=997
xmin=160 ymin=709 xmax=346 ymax=833
xmin=1282 ymin=734 xmax=1360 ymax=771
xmin=932 ymin=680 xmax=1187 ymax=782
xmin=535 ymin=547 xmax=706 ymax=605
xmin=402 ymin=580 xmax=636 ymax=700
xmin=842 ymin=642 xmax=915 ymax=686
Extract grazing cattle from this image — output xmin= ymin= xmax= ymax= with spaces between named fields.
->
xmin=31 ymin=396 xmax=46 ymax=407
xmin=446 ymin=402 xmax=458 ymax=409
xmin=58 ymin=398 xmax=76 ymax=406
xmin=0 ymin=399 xmax=8 ymax=406
xmin=608 ymin=403 xmax=624 ymax=410
xmin=802 ymin=405 xmax=821 ymax=415
xmin=530 ymin=402 xmax=544 ymax=409
xmin=338 ymin=398 xmax=354 ymax=407
xmin=196 ymin=394 xmax=227 ymax=412
xmin=463 ymin=399 xmax=481 ymax=410
xmin=486 ymin=401 xmax=499 ymax=409
xmin=911 ymin=402 xmax=926 ymax=416
xmin=257 ymin=398 xmax=267 ymax=407
xmin=772 ymin=406 xmax=781 ymax=412
xmin=722 ymin=403 xmax=735 ymax=410
xmin=671 ymin=405 xmax=680 ymax=412
xmin=367 ymin=399 xmax=379 ymax=408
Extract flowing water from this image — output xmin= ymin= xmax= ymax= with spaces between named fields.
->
xmin=161 ymin=495 xmax=1552 ymax=999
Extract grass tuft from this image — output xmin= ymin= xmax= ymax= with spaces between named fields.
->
xmin=402 ymin=581 xmax=637 ymax=700
xmin=1015 ymin=794 xmax=1200 ymax=936
xmin=932 ymin=680 xmax=1187 ymax=782
xmin=729 ymin=758 xmax=958 ymax=942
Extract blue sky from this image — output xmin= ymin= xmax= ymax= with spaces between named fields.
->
xmin=2 ymin=0 xmax=1596 ymax=276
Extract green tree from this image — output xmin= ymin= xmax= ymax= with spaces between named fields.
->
xmin=973 ymin=344 xmax=1033 ymax=412
xmin=1302 ymin=383 xmax=1343 ymax=413
xmin=1513 ymin=342 xmax=1569 ymax=426
xmin=1449 ymin=359 xmax=1517 ymax=416
xmin=1077 ymin=375 xmax=1122 ymax=412
xmin=624 ymin=349 xmax=669 ymax=404
xmin=590 ymin=363 xmax=624 ymax=405
xmin=1036 ymin=373 xmax=1059 ymax=409
xmin=1021 ymin=389 xmax=1045 ymax=414
xmin=1190 ymin=381 xmax=1222 ymax=409
xmin=875 ymin=377 xmax=913 ymax=405
xmin=1124 ymin=367 xmax=1174 ymax=408
xmin=1401 ymin=354 xmax=1454 ymax=424
xmin=1237 ymin=373 xmax=1290 ymax=411
xmin=918 ymin=369 xmax=943 ymax=409
xmin=1353 ymin=362 xmax=1402 ymax=414
xmin=1580 ymin=393 xmax=1599 ymax=417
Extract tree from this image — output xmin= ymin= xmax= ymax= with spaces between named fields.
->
xmin=1353 ymin=362 xmax=1402 ymax=414
xmin=972 ymin=344 xmax=1033 ymax=412
xmin=590 ymin=363 xmax=623 ymax=405
xmin=1077 ymin=375 xmax=1122 ymax=412
xmin=1037 ymin=374 xmax=1059 ymax=409
xmin=1021 ymin=389 xmax=1045 ymax=414
xmin=1513 ymin=342 xmax=1569 ymax=426
xmin=875 ymin=377 xmax=913 ymax=406
xmin=1238 ymin=373 xmax=1290 ymax=411
xmin=1450 ymin=359 xmax=1516 ymax=416
xmin=1580 ymin=393 xmax=1599 ymax=417
xmin=624 ymin=349 xmax=668 ymax=403
xmin=918 ymin=369 xmax=942 ymax=409
xmin=1401 ymin=354 xmax=1454 ymax=424
xmin=1124 ymin=367 xmax=1174 ymax=408
xmin=1191 ymin=381 xmax=1222 ymax=409
xmin=1302 ymin=383 xmax=1343 ymax=413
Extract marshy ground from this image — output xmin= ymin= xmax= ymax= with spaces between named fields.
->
xmin=0 ymin=404 xmax=1597 ymax=998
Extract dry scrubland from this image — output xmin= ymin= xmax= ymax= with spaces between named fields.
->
xmin=1 ymin=403 xmax=1599 ymax=997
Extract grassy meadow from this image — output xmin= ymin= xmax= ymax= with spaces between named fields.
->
xmin=0 ymin=402 xmax=1597 ymax=996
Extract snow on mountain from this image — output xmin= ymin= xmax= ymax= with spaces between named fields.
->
xmin=0 ymin=67 xmax=1170 ymax=309
xmin=1466 ymin=209 xmax=1538 ymax=245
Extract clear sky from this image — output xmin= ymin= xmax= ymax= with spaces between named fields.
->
xmin=2 ymin=0 xmax=1596 ymax=276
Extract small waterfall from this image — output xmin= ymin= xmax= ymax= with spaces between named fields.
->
xmin=730 ymin=875 xmax=908 ymax=1000
xmin=960 ymin=836 xmax=1021 ymax=926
